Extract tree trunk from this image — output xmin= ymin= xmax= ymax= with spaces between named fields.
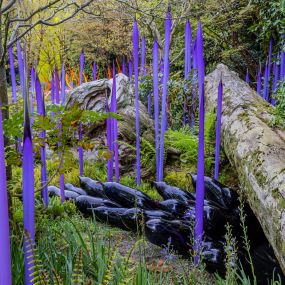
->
xmin=204 ymin=64 xmax=285 ymax=274
xmin=0 ymin=63 xmax=12 ymax=178
xmin=0 ymin=2 xmax=13 ymax=184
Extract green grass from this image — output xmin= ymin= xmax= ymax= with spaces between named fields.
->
xmin=9 ymin=190 xmax=284 ymax=284
xmin=11 ymin=205 xmax=283 ymax=285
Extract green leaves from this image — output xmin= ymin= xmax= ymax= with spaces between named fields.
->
xmin=4 ymin=102 xmax=116 ymax=168
xmin=271 ymin=81 xmax=285 ymax=129
xmin=3 ymin=108 xmax=24 ymax=139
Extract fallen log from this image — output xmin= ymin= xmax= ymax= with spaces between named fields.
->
xmin=205 ymin=64 xmax=285 ymax=274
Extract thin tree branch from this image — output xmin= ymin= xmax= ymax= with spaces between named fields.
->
xmin=1 ymin=0 xmax=16 ymax=14
xmin=10 ymin=1 xmax=80 ymax=42
xmin=8 ymin=0 xmax=94 ymax=47
xmin=0 ymin=13 xmax=10 ymax=65
xmin=9 ymin=0 xmax=62 ymax=22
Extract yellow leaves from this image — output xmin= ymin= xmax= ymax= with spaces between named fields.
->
xmin=98 ymin=149 xmax=112 ymax=160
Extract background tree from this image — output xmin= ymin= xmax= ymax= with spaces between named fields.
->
xmin=0 ymin=0 xmax=94 ymax=121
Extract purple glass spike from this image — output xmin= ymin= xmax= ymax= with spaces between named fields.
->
xmin=93 ymin=61 xmax=97 ymax=81
xmin=160 ymin=58 xmax=164 ymax=85
xmin=51 ymin=72 xmax=55 ymax=105
xmin=78 ymin=50 xmax=85 ymax=176
xmin=22 ymin=75 xmax=35 ymax=285
xmin=184 ymin=20 xmax=192 ymax=126
xmin=54 ymin=68 xmax=65 ymax=202
xmin=54 ymin=68 xmax=60 ymax=104
xmin=214 ymin=80 xmax=223 ymax=180
xmin=194 ymin=21 xmax=205 ymax=265
xmin=191 ymin=37 xmax=197 ymax=129
xmin=272 ymin=55 xmax=279 ymax=106
xmin=35 ymin=75 xmax=48 ymax=206
xmin=132 ymin=20 xmax=141 ymax=185
xmin=264 ymin=40 xmax=273 ymax=100
xmin=80 ymin=50 xmax=84 ymax=85
xmin=160 ymin=58 xmax=164 ymax=75
xmin=153 ymin=39 xmax=160 ymax=181
xmin=267 ymin=39 xmax=273 ymax=86
xmin=17 ymin=41 xmax=25 ymax=97
xmin=141 ymin=36 xmax=146 ymax=76
xmin=9 ymin=45 xmax=17 ymax=103
xmin=246 ymin=69 xmax=250 ymax=84
xmin=122 ymin=57 xmax=126 ymax=75
xmin=61 ymin=62 xmax=66 ymax=104
xmin=158 ymin=9 xmax=172 ymax=182
xmin=184 ymin=20 xmax=192 ymax=79
xmin=106 ymin=101 xmax=113 ymax=182
xmin=78 ymin=125 xmax=84 ymax=176
xmin=263 ymin=62 xmax=269 ymax=101
xmin=257 ymin=63 xmax=262 ymax=95
xmin=30 ymin=67 xmax=35 ymax=127
xmin=0 ymin=105 xmax=12 ymax=284
xmin=59 ymin=161 xmax=65 ymax=203
xmin=128 ymin=60 xmax=133 ymax=85
xmin=112 ymin=64 xmax=120 ymax=182
xmin=280 ymin=49 xmax=285 ymax=81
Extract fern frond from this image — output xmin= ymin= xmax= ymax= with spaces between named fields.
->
xmin=72 ymin=249 xmax=84 ymax=285
xmin=100 ymin=238 xmax=122 ymax=285
xmin=24 ymin=231 xmax=49 ymax=285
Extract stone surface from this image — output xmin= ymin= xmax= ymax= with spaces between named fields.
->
xmin=205 ymin=64 xmax=285 ymax=273
xmin=65 ymin=73 xmax=154 ymax=176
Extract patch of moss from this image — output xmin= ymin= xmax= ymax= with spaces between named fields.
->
xmin=164 ymin=171 xmax=193 ymax=192
xmin=277 ymin=198 xmax=285 ymax=211
xmin=272 ymin=188 xmax=279 ymax=199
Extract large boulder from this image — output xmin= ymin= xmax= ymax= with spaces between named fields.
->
xmin=65 ymin=74 xmax=154 ymax=176
xmin=205 ymin=64 xmax=285 ymax=274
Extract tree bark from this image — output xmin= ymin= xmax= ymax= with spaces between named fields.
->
xmin=204 ymin=64 xmax=285 ymax=274
xmin=0 ymin=7 xmax=12 ymax=181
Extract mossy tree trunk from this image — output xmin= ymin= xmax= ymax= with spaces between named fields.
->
xmin=205 ymin=64 xmax=285 ymax=274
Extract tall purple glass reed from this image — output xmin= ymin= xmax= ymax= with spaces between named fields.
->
xmin=78 ymin=50 xmax=85 ymax=176
xmin=184 ymin=20 xmax=192 ymax=126
xmin=9 ymin=45 xmax=17 ymax=103
xmin=141 ymin=36 xmax=146 ymax=75
xmin=191 ymin=38 xmax=197 ymax=130
xmin=194 ymin=21 xmax=205 ymax=265
xmin=122 ymin=57 xmax=126 ymax=75
xmin=263 ymin=62 xmax=269 ymax=102
xmin=272 ymin=55 xmax=279 ymax=106
xmin=257 ymin=63 xmax=262 ymax=95
xmin=158 ymin=9 xmax=172 ymax=182
xmin=0 ymin=105 xmax=12 ymax=284
xmin=30 ymin=67 xmax=35 ymax=127
xmin=112 ymin=64 xmax=119 ymax=182
xmin=128 ymin=60 xmax=133 ymax=85
xmin=246 ymin=69 xmax=249 ymax=84
xmin=214 ymin=80 xmax=223 ymax=180
xmin=22 ymin=76 xmax=35 ymax=285
xmin=61 ymin=62 xmax=66 ymax=104
xmin=153 ymin=39 xmax=160 ymax=181
xmin=54 ymin=68 xmax=65 ymax=203
xmin=132 ymin=20 xmax=141 ymax=185
xmin=280 ymin=49 xmax=285 ymax=81
xmin=106 ymin=101 xmax=113 ymax=182
xmin=17 ymin=41 xmax=25 ymax=96
xmin=35 ymin=75 xmax=48 ymax=206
